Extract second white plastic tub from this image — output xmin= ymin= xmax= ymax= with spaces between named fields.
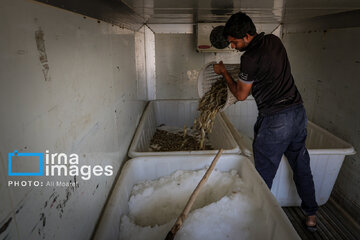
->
xmin=128 ymin=100 xmax=240 ymax=157
xmin=93 ymin=155 xmax=300 ymax=240
xmin=222 ymin=99 xmax=356 ymax=206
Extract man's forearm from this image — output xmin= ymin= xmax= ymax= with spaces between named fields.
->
xmin=213 ymin=61 xmax=252 ymax=101
xmin=222 ymin=70 xmax=238 ymax=97
xmin=221 ymin=69 xmax=252 ymax=101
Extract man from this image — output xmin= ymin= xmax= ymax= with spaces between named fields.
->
xmin=213 ymin=12 xmax=318 ymax=231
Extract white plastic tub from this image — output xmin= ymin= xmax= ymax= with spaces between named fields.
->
xmin=128 ymin=100 xmax=240 ymax=157
xmin=222 ymin=99 xmax=356 ymax=206
xmin=93 ymin=155 xmax=300 ymax=240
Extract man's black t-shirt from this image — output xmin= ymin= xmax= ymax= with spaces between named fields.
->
xmin=238 ymin=32 xmax=302 ymax=116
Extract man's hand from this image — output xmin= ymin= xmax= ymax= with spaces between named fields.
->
xmin=213 ymin=60 xmax=252 ymax=101
xmin=213 ymin=61 xmax=226 ymax=75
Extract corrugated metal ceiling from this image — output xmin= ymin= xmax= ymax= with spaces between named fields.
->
xmin=35 ymin=0 xmax=360 ymax=30
xmin=125 ymin=0 xmax=360 ymax=24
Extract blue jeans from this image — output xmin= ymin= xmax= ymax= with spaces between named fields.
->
xmin=253 ymin=104 xmax=318 ymax=215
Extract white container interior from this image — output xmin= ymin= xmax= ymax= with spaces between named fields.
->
xmin=128 ymin=100 xmax=240 ymax=157
xmin=222 ymin=99 xmax=356 ymax=206
xmin=93 ymin=154 xmax=300 ymax=240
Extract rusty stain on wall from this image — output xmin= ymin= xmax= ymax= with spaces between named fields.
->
xmin=31 ymin=212 xmax=46 ymax=239
xmin=15 ymin=204 xmax=24 ymax=214
xmin=35 ymin=28 xmax=51 ymax=81
xmin=30 ymin=176 xmax=79 ymax=238
xmin=16 ymin=49 xmax=27 ymax=55
xmin=92 ymin=183 xmax=100 ymax=195
xmin=0 ymin=217 xmax=12 ymax=235
xmin=68 ymin=113 xmax=92 ymax=141
xmin=56 ymin=187 xmax=70 ymax=218
xmin=2 ymin=233 xmax=9 ymax=240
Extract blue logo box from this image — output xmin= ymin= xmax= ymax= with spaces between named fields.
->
xmin=8 ymin=150 xmax=43 ymax=176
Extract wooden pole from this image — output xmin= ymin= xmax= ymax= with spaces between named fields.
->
xmin=164 ymin=149 xmax=224 ymax=240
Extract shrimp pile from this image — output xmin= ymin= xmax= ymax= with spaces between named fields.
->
xmin=194 ymin=79 xmax=227 ymax=149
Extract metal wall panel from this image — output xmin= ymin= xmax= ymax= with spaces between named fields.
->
xmin=0 ymin=0 xmax=146 ymax=239
xmin=283 ymin=26 xmax=360 ymax=222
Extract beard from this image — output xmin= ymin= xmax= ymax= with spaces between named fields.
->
xmin=236 ymin=47 xmax=246 ymax=52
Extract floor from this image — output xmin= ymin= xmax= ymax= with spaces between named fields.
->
xmin=283 ymin=199 xmax=360 ymax=240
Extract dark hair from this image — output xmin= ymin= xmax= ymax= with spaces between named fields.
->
xmin=223 ymin=12 xmax=256 ymax=39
